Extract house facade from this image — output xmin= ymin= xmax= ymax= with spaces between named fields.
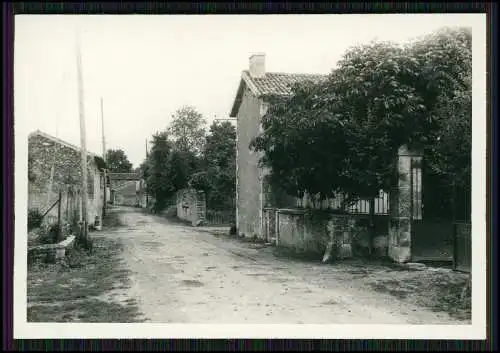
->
xmin=229 ymin=55 xmax=434 ymax=264
xmin=107 ymin=172 xmax=146 ymax=207
xmin=28 ymin=130 xmax=105 ymax=228
xmin=229 ymin=54 xmax=326 ymax=239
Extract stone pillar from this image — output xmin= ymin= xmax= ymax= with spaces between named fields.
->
xmin=388 ymin=145 xmax=423 ymax=263
xmin=192 ymin=190 xmax=206 ymax=226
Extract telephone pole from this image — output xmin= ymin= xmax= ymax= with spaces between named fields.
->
xmin=76 ymin=29 xmax=89 ymax=246
xmin=101 ymin=97 xmax=107 ymax=217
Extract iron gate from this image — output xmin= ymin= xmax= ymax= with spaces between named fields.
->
xmin=410 ymin=159 xmax=454 ymax=262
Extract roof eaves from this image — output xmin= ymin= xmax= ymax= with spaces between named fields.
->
xmin=229 ymin=78 xmax=245 ymax=118
xmin=229 ymin=71 xmax=263 ymax=118
xmin=241 ymin=71 xmax=263 ymax=97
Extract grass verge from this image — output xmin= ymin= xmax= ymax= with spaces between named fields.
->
xmin=364 ymin=267 xmax=471 ymax=321
xmin=27 ymin=225 xmax=144 ymax=322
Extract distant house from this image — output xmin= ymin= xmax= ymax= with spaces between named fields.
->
xmin=229 ymin=53 xmax=326 ymax=239
xmin=28 ymin=130 xmax=105 ymax=228
xmin=107 ymin=172 xmax=146 ymax=207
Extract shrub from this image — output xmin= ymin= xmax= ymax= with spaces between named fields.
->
xmin=28 ymin=209 xmax=43 ymax=231
xmin=38 ymin=222 xmax=59 ymax=245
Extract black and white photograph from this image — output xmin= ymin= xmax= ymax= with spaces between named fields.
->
xmin=14 ymin=14 xmax=486 ymax=339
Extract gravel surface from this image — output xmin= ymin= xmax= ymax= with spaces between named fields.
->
xmin=101 ymin=207 xmax=470 ymax=324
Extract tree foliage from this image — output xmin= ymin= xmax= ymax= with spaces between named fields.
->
xmin=141 ymin=107 xmax=208 ymax=212
xmin=251 ymin=27 xmax=472 ymax=202
xmin=142 ymin=117 xmax=236 ymax=212
xmin=144 ymin=132 xmax=173 ymax=211
xmin=105 ymin=149 xmax=133 ymax=173
xmin=168 ymin=105 xmax=207 ymax=155
xmin=190 ymin=121 xmax=236 ymax=209
xmin=408 ymin=27 xmax=472 ymax=188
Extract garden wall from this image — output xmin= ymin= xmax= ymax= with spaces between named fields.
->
xmin=176 ymin=188 xmax=206 ymax=226
xmin=265 ymin=208 xmax=389 ymax=260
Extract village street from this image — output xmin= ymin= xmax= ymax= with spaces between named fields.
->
xmin=94 ymin=206 xmax=469 ymax=325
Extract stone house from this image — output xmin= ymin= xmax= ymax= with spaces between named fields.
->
xmin=229 ymin=53 xmax=326 ymax=239
xmin=28 ymin=130 xmax=105 ymax=229
xmin=229 ymin=55 xmax=430 ymax=264
xmin=107 ymin=172 xmax=146 ymax=207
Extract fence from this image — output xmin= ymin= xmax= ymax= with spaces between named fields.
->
xmin=29 ymin=182 xmax=105 ymax=242
xmin=204 ymin=209 xmax=236 ymax=226
xmin=295 ymin=191 xmax=389 ymax=215
xmin=33 ymin=189 xmax=78 ymax=243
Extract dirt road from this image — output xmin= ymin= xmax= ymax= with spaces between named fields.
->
xmin=102 ymin=207 xmax=469 ymax=324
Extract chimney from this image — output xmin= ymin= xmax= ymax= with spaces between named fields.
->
xmin=249 ymin=53 xmax=265 ymax=78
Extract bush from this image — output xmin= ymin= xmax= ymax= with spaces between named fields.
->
xmin=28 ymin=209 xmax=43 ymax=231
xmin=38 ymin=222 xmax=59 ymax=245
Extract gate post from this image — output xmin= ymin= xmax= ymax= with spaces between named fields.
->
xmin=388 ymin=145 xmax=423 ymax=263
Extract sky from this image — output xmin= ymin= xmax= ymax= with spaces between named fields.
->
xmin=14 ymin=14 xmax=483 ymax=168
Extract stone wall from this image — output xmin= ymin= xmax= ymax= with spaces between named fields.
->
xmin=273 ymin=209 xmax=389 ymax=260
xmin=28 ymin=132 xmax=103 ymax=228
xmin=176 ymin=188 xmax=206 ymax=226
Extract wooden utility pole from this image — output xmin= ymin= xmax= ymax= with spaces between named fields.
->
xmin=101 ymin=97 xmax=107 ymax=217
xmin=76 ymin=30 xmax=89 ymax=246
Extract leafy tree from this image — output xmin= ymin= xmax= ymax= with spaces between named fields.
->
xmin=251 ymin=42 xmax=422 ymax=202
xmin=190 ymin=121 xmax=236 ymax=209
xmin=168 ymin=149 xmax=200 ymax=191
xmin=145 ymin=132 xmax=175 ymax=211
xmin=105 ymin=149 xmax=133 ymax=173
xmin=406 ymin=27 xmax=472 ymax=188
xmin=168 ymin=105 xmax=207 ymax=155
xmin=405 ymin=27 xmax=472 ymax=219
xmin=143 ymin=130 xmax=202 ymax=212
xmin=251 ymin=26 xmax=471 ymax=210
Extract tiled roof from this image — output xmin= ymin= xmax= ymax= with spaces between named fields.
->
xmin=245 ymin=71 xmax=326 ymax=97
xmin=107 ymin=172 xmax=141 ymax=181
xmin=230 ymin=70 xmax=327 ymax=117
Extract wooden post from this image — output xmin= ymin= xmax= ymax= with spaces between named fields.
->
xmin=76 ymin=30 xmax=89 ymax=247
xmin=57 ymin=189 xmax=63 ymax=242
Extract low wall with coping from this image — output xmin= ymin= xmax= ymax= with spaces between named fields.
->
xmin=28 ymin=235 xmax=76 ymax=265
xmin=270 ymin=208 xmax=389 ymax=261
